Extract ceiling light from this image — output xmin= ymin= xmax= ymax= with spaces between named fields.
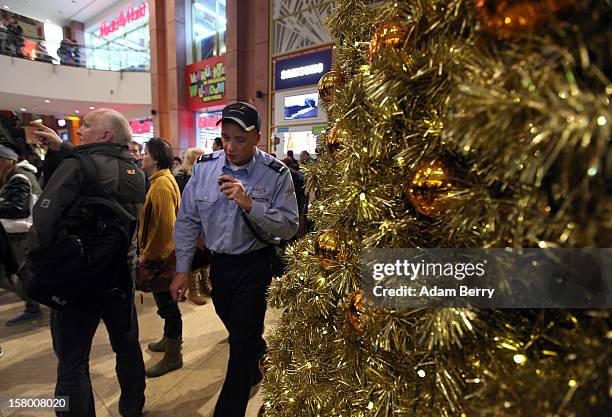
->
xmin=75 ymin=110 xmax=80 ymax=113
xmin=89 ymin=106 xmax=95 ymax=110
xmin=44 ymin=99 xmax=51 ymax=103
xmin=20 ymin=108 xmax=27 ymax=112
xmin=45 ymin=19 xmax=51 ymax=23
xmin=3 ymin=5 xmax=10 ymax=10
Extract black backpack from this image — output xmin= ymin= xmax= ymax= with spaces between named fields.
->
xmin=25 ymin=153 xmax=136 ymax=312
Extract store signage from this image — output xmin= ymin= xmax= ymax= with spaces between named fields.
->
xmin=281 ymin=63 xmax=324 ymax=80
xmin=187 ymin=56 xmax=226 ymax=111
xmin=99 ymin=1 xmax=148 ymax=39
xmin=198 ymin=113 xmax=221 ymax=129
xmin=130 ymin=119 xmax=153 ymax=134
xmin=274 ymin=48 xmax=333 ymax=90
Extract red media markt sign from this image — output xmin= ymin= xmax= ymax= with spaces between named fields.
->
xmin=186 ymin=56 xmax=226 ymax=111
xmin=99 ymin=1 xmax=148 ymax=38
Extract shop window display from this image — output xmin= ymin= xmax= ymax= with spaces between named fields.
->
xmin=197 ymin=111 xmax=222 ymax=152
xmin=192 ymin=0 xmax=226 ymax=62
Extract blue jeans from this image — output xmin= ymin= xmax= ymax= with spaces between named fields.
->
xmin=50 ymin=294 xmax=145 ymax=417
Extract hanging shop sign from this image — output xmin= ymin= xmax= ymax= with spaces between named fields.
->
xmin=187 ymin=56 xmax=226 ymax=111
xmin=312 ymin=125 xmax=327 ymax=135
xmin=274 ymin=48 xmax=333 ymax=90
xmin=98 ymin=1 xmax=148 ymax=39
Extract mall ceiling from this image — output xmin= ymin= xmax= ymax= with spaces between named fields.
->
xmin=2 ymin=0 xmax=120 ymax=26
xmin=0 ymin=92 xmax=152 ymax=120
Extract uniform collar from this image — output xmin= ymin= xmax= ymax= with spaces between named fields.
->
xmin=223 ymin=149 xmax=259 ymax=176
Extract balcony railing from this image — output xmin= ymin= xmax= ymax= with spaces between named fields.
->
xmin=0 ymin=27 xmax=150 ymax=72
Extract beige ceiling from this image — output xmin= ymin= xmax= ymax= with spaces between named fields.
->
xmin=0 ymin=91 xmax=151 ymax=120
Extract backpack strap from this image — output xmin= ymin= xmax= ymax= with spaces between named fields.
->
xmin=240 ymin=211 xmax=282 ymax=246
xmin=139 ymin=201 xmax=153 ymax=249
xmin=69 ymin=153 xmax=106 ymax=197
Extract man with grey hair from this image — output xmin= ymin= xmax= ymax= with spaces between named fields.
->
xmin=28 ymin=108 xmax=147 ymax=417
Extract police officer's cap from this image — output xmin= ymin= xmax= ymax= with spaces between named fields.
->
xmin=216 ymin=102 xmax=261 ymax=133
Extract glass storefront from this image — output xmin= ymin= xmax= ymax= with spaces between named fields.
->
xmin=197 ymin=111 xmax=222 ymax=152
xmin=272 ymin=129 xmax=320 ymax=158
xmin=84 ymin=0 xmax=150 ymax=71
xmin=189 ymin=1 xmax=226 ymax=150
xmin=191 ymin=0 xmax=226 ymax=62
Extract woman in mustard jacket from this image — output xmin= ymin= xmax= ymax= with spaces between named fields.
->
xmin=138 ymin=137 xmax=182 ymax=378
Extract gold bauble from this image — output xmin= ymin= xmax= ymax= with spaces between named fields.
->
xmin=369 ymin=19 xmax=410 ymax=62
xmin=348 ymin=290 xmax=364 ymax=332
xmin=315 ymin=230 xmax=345 ymax=269
xmin=258 ymin=354 xmax=269 ymax=377
xmin=325 ymin=125 xmax=344 ymax=157
xmin=474 ymin=0 xmax=575 ymax=39
xmin=318 ymin=70 xmax=342 ymax=103
xmin=406 ymin=159 xmax=464 ymax=217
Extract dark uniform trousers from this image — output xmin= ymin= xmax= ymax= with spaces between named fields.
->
xmin=50 ymin=294 xmax=145 ymax=417
xmin=210 ymin=246 xmax=272 ymax=417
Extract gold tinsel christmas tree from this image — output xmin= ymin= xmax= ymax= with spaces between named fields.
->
xmin=262 ymin=1 xmax=611 ymax=416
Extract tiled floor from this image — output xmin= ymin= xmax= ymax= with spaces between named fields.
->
xmin=0 ymin=289 xmax=276 ymax=416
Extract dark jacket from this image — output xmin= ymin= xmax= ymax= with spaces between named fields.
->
xmin=0 ymin=165 xmax=40 ymax=220
xmin=27 ymin=142 xmax=146 ymax=272
xmin=287 ymin=167 xmax=306 ymax=217
xmin=174 ymin=170 xmax=190 ymax=194
xmin=0 ymin=163 xmax=42 ymax=274
xmin=41 ymin=142 xmax=73 ymax=188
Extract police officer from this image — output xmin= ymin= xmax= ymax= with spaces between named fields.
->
xmin=171 ymin=102 xmax=298 ymax=417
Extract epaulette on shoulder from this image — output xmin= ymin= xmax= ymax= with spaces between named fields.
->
xmin=197 ymin=153 xmax=216 ymax=163
xmin=265 ymin=159 xmax=287 ymax=174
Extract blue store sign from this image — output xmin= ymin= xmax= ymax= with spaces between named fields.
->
xmin=274 ymin=48 xmax=333 ymax=90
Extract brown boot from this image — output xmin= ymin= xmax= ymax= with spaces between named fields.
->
xmin=147 ymin=336 xmax=167 ymax=352
xmin=188 ymin=270 xmax=208 ymax=305
xmin=145 ymin=338 xmax=183 ymax=378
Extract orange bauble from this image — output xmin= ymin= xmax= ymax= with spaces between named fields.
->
xmin=369 ymin=19 xmax=410 ymax=62
xmin=315 ymin=230 xmax=346 ymax=269
xmin=318 ymin=70 xmax=342 ymax=103
xmin=474 ymin=0 xmax=576 ymax=38
xmin=325 ymin=125 xmax=345 ymax=157
xmin=348 ymin=290 xmax=364 ymax=332
xmin=405 ymin=159 xmax=466 ymax=218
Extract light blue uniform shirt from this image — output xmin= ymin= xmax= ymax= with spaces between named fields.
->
xmin=174 ymin=148 xmax=299 ymax=273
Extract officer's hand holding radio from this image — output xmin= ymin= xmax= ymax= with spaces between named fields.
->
xmin=218 ymin=175 xmax=252 ymax=213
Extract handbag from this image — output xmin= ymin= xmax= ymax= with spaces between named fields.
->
xmin=135 ymin=199 xmax=176 ymax=293
xmin=135 ymin=251 xmax=176 ymax=293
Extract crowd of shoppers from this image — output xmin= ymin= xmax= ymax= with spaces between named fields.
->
xmin=0 ymin=102 xmax=309 ymax=417
xmin=0 ymin=14 xmax=81 ymax=65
